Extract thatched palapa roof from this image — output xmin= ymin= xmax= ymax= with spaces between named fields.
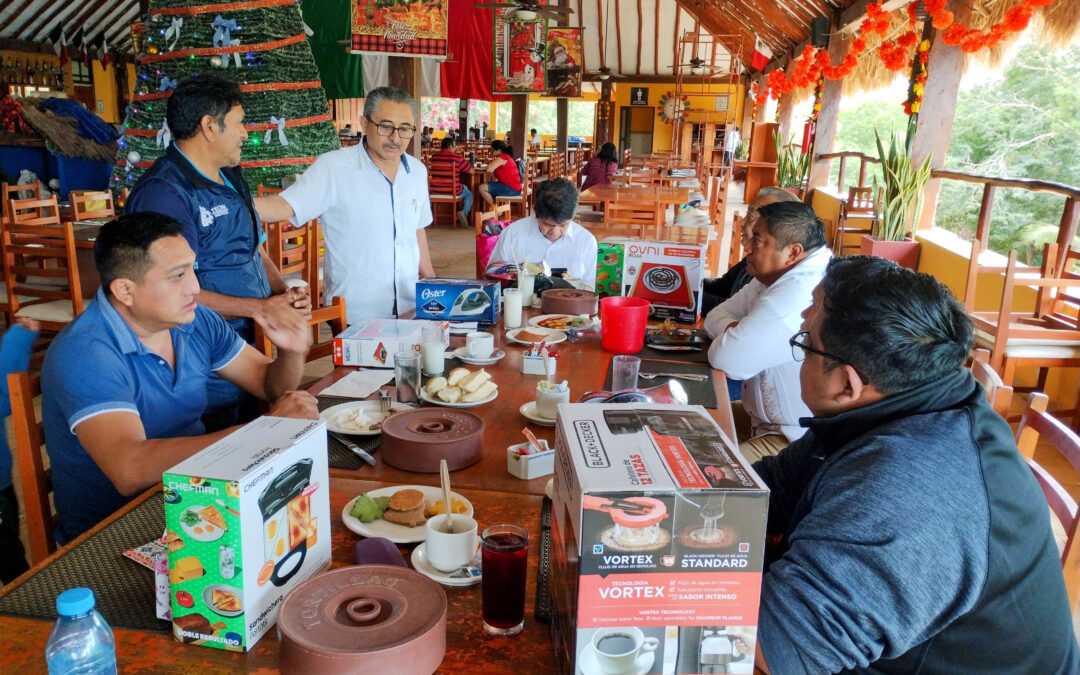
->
xmin=15 ymin=97 xmax=118 ymax=163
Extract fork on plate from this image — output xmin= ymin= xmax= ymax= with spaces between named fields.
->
xmin=638 ymin=371 xmax=709 ymax=382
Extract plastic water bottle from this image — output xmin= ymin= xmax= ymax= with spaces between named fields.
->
xmin=45 ymin=588 xmax=117 ymax=675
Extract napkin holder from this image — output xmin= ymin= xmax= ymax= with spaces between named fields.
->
xmin=507 ymin=440 xmax=554 ymax=480
xmin=521 ymin=354 xmax=556 ymax=376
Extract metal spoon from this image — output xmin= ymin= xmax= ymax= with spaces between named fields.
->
xmin=440 ymin=459 xmax=454 ymax=534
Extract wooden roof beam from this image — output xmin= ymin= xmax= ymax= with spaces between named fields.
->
xmin=63 ymin=0 xmax=118 ymax=42
xmin=25 ymin=1 xmax=80 ymax=43
xmin=87 ymin=0 xmax=139 ymax=42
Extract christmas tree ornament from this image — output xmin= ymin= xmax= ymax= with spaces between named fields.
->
xmin=147 ymin=45 xmax=159 ymax=56
xmin=210 ymin=55 xmax=224 ymax=67
xmin=127 ymin=150 xmax=142 ymax=163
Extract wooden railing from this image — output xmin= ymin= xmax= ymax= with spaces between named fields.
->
xmin=816 ymin=151 xmax=880 ymax=195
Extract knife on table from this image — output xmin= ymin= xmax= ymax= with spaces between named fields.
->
xmin=328 ymin=430 xmax=377 ymax=466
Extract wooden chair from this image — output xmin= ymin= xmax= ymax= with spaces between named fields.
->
xmin=728 ymin=211 xmax=744 ymax=270
xmin=254 ymin=296 xmax=346 ymax=362
xmin=496 ymin=160 xmax=534 ymax=220
xmin=603 ymin=198 xmax=661 ymax=239
xmin=9 ymin=371 xmax=55 ymax=565
xmin=833 ymin=186 xmax=877 ymax=256
xmin=265 ymin=218 xmax=310 ymax=278
xmin=969 ymin=348 xmax=1014 ymax=418
xmin=427 ymin=157 xmax=464 ymax=228
xmin=2 ymin=181 xmax=45 ymax=224
xmin=10 ymin=195 xmax=61 ymax=227
xmin=1014 ymin=392 xmax=1080 ymax=609
xmin=473 ymin=203 xmax=511 ymax=278
xmin=69 ymin=190 xmax=115 ymax=221
xmin=1 ymin=222 xmax=84 ymax=330
xmin=256 ymin=184 xmax=283 ymax=196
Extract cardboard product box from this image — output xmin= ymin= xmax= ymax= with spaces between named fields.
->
xmin=163 ymin=416 xmax=331 ymax=652
xmin=549 ymin=404 xmax=768 ymax=675
xmin=332 ymin=319 xmax=439 ymax=367
xmin=414 ymin=278 xmax=501 ymax=325
xmin=595 ymin=240 xmax=626 ymax=298
xmin=622 ymin=240 xmax=707 ymax=324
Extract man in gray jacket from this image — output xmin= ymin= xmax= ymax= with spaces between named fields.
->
xmin=753 ymin=255 xmax=1078 ymax=674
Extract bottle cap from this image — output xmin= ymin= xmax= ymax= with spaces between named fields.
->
xmin=56 ymin=587 xmax=96 ymax=616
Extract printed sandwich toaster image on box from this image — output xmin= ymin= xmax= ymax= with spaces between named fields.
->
xmin=414 ymin=278 xmax=502 ymax=324
xmin=162 ymin=416 xmax=331 ymax=652
xmin=547 ymin=403 xmax=768 ymax=674
xmin=622 ymin=241 xmax=707 ymax=324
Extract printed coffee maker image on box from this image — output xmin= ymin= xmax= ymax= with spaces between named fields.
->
xmin=259 ymin=459 xmax=313 ymax=587
xmin=583 ymin=495 xmax=671 ymax=553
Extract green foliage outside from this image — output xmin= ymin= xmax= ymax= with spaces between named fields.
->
xmin=834 ymin=42 xmax=1080 ymax=263
xmin=494 ymin=99 xmax=596 ymax=137
xmin=420 ymin=98 xmax=490 ymax=131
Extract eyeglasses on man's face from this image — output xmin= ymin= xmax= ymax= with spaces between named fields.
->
xmin=789 ymin=331 xmax=868 ymax=384
xmin=366 ymin=116 xmax=416 ymax=139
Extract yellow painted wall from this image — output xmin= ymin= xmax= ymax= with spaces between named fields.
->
xmin=91 ymin=62 xmax=120 ymax=123
xmin=609 ymin=81 xmax=744 ymax=154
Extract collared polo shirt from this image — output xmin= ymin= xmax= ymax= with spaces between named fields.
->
xmin=487 ymin=215 xmax=598 ymax=288
xmin=42 ymin=289 xmax=246 ymax=544
xmin=282 ymin=140 xmax=433 ymax=321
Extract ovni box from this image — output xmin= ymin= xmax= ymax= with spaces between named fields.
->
xmin=549 ymin=404 xmax=768 ymax=675
xmin=621 ymin=240 xmax=707 ymax=324
xmin=414 ymin=278 xmax=501 ymax=325
xmin=163 ymin=416 xmax=331 ymax=652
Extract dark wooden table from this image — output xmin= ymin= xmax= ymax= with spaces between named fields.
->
xmin=0 ymin=478 xmax=550 ymax=674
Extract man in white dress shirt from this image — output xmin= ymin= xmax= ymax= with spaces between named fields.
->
xmin=705 ymin=201 xmax=830 ymax=462
xmin=254 ymin=87 xmax=435 ymax=321
xmin=486 ymin=177 xmax=598 ymax=289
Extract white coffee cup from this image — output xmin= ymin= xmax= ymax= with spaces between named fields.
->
xmin=590 ymin=627 xmax=659 ymax=672
xmin=466 ymin=331 xmax=494 ymax=358
xmin=535 ymin=386 xmax=569 ymax=420
xmin=424 ymin=514 xmax=478 ymax=573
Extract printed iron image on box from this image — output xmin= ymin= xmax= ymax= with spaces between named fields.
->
xmin=162 ymin=417 xmax=331 ymax=652
xmin=621 ymin=240 xmax=706 ymax=324
xmin=415 ymin=278 xmax=501 ymax=325
xmin=547 ymin=403 xmax=768 ymax=674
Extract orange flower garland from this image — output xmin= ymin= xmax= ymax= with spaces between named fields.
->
xmin=903 ymin=39 xmax=931 ymax=116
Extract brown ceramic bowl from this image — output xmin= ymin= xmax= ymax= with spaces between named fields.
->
xmin=380 ymin=408 xmax=484 ymax=473
xmin=540 ymin=288 xmax=599 ymax=316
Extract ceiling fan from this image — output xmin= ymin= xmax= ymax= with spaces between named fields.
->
xmin=585 ymin=0 xmax=623 ymax=80
xmin=677 ymin=56 xmax=726 ymax=75
xmin=474 ymin=2 xmax=573 ymax=21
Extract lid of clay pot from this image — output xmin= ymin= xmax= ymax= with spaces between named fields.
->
xmin=381 ymin=408 xmax=483 ymax=448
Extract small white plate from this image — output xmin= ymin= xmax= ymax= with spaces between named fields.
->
xmin=579 ymin=642 xmax=655 ymax=675
xmin=450 ymin=346 xmax=506 ymax=366
xmin=411 ymin=542 xmax=482 ymax=587
xmin=528 ymin=314 xmax=597 ymax=329
xmin=320 ymin=400 xmax=412 ymax=435
xmin=519 ymin=401 xmax=556 ymax=427
xmin=203 ymin=584 xmax=244 ymax=618
xmin=506 ymin=327 xmax=567 ymax=346
xmin=419 ymin=386 xmax=498 ymax=408
xmin=178 ymin=506 xmax=226 ymax=543
xmin=342 ymin=485 xmax=474 ymax=544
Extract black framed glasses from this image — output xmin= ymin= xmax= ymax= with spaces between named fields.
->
xmin=789 ymin=331 xmax=868 ymax=384
xmin=365 ymin=116 xmax=416 ymax=139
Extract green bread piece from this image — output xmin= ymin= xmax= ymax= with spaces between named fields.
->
xmin=350 ymin=494 xmax=392 ymax=522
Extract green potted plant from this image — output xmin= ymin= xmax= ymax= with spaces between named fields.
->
xmin=773 ymin=133 xmax=811 ymax=198
xmin=861 ymin=117 xmax=932 ymax=269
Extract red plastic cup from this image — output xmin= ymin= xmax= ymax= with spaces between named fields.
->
xmin=600 ymin=296 xmax=651 ymax=354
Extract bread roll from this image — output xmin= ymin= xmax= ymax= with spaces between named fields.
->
xmin=447 ymin=367 xmax=471 ymax=386
xmin=460 ymin=369 xmax=491 ymax=393
xmin=462 ymin=380 xmax=497 ymax=402
xmin=424 ymin=376 xmax=447 ymax=395
xmin=437 ymin=386 xmax=463 ymax=402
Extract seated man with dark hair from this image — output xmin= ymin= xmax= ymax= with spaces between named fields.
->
xmin=486 ymin=177 xmax=597 ymax=288
xmin=754 ymin=256 xmax=1079 ymax=674
xmin=42 ymin=212 xmax=319 ymax=544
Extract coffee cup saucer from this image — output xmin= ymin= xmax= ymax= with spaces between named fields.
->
xmin=451 ymin=346 xmax=506 ymax=366
xmin=519 ymin=401 xmax=556 ymax=427
xmin=579 ymin=642 xmax=655 ymax=675
xmin=410 ymin=543 xmax=482 ymax=587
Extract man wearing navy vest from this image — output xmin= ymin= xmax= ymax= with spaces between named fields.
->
xmin=127 ymin=75 xmax=309 ymax=431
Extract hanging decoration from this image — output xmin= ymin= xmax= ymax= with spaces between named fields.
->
xmin=657 ymin=92 xmax=689 ymax=124
xmin=493 ymin=17 xmax=547 ymax=94
xmin=350 ymin=0 xmax=448 ymax=57
xmin=904 ymin=38 xmax=931 ymax=115
xmin=545 ymin=27 xmax=582 ymax=97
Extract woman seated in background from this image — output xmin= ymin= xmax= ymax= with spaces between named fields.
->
xmin=478 ymin=140 xmax=523 ymax=206
xmin=580 ymin=142 xmax=619 ymax=191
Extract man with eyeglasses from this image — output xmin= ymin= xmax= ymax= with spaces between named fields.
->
xmin=255 ymin=87 xmax=435 ymax=321
xmin=751 ymin=255 xmax=1078 ymax=674
xmin=704 ymin=201 xmax=830 ymax=463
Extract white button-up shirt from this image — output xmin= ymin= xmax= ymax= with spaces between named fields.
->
xmin=487 ymin=215 xmax=598 ymax=288
xmin=282 ymin=142 xmax=432 ymax=321
xmin=705 ymin=245 xmax=832 ymax=441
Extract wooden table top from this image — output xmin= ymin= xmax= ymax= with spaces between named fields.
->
xmin=311 ymin=307 xmax=734 ymax=496
xmin=0 ymin=478 xmax=550 ymax=673
xmin=579 ymin=185 xmax=692 ymax=204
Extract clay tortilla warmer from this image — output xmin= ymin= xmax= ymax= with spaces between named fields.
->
xmin=541 ymin=288 xmax=599 ymax=316
xmin=380 ymin=408 xmax=484 ymax=473
xmin=278 ymin=565 xmax=447 ymax=674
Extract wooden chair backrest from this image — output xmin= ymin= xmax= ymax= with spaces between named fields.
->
xmin=255 ymin=295 xmax=346 ymax=362
xmin=604 ymin=198 xmax=661 ymax=238
xmin=970 ymin=347 xmax=1013 ymax=417
xmin=257 ymin=184 xmax=283 ymax=196
xmin=845 ymin=186 xmax=878 ymax=217
xmin=1 ymin=222 xmax=84 ymax=328
xmin=10 ymin=195 xmax=61 ymax=226
xmin=265 ymin=219 xmax=310 ymax=278
xmin=728 ymin=211 xmax=744 ymax=269
xmin=69 ymin=190 xmax=115 ymax=221
xmin=8 ymin=371 xmax=55 ymax=565
xmin=1014 ymin=391 xmax=1080 ymax=610
xmin=427 ymin=155 xmax=462 ymax=195
xmin=2 ymin=181 xmax=44 ymax=222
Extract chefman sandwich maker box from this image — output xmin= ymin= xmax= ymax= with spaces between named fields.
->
xmin=162 ymin=416 xmax=331 ymax=652
xmin=414 ymin=278 xmax=501 ymax=325
xmin=549 ymin=404 xmax=768 ymax=674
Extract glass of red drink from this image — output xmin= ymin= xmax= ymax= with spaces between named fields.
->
xmin=481 ymin=524 xmax=529 ymax=636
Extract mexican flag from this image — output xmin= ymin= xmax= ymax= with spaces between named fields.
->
xmin=751 ymin=35 xmax=772 ymax=71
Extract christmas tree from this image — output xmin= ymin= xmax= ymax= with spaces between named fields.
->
xmin=111 ymin=0 xmax=340 ymax=195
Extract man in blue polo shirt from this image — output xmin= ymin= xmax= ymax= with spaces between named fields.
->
xmin=42 ymin=213 xmax=318 ymax=544
xmin=126 ymin=75 xmax=310 ymax=431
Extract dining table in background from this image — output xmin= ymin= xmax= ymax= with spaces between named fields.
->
xmin=578 ymin=184 xmax=692 ymax=209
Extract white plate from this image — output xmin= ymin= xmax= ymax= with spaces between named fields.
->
xmin=411 ymin=542 xmax=482 ymax=587
xmin=178 ymin=506 xmax=226 ymax=543
xmin=419 ymin=386 xmax=498 ymax=408
xmin=450 ymin=347 xmax=506 ymax=366
xmin=320 ymin=400 xmax=412 ymax=435
xmin=341 ymin=486 xmax=474 ymax=544
xmin=506 ymin=327 xmax=567 ymax=346
xmin=528 ymin=314 xmax=597 ymax=329
xmin=202 ymin=584 xmax=244 ymax=618
xmin=519 ymin=401 xmax=556 ymax=427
